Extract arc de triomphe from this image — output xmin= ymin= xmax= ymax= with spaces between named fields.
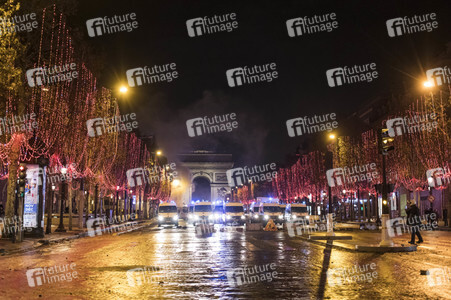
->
xmin=175 ymin=151 xmax=234 ymax=206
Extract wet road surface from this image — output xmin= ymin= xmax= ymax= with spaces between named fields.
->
xmin=0 ymin=224 xmax=450 ymax=299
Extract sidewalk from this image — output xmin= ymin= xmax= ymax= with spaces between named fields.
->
xmin=295 ymin=228 xmax=451 ymax=253
xmin=0 ymin=219 xmax=156 ymax=256
xmin=335 ymin=221 xmax=451 ymax=231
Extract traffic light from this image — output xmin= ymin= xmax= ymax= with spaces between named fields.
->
xmin=18 ymin=163 xmax=27 ymax=195
xmin=379 ymin=128 xmax=394 ymax=155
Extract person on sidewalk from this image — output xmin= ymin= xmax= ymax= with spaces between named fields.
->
xmin=443 ymin=208 xmax=448 ymax=227
xmin=406 ymin=200 xmax=423 ymax=245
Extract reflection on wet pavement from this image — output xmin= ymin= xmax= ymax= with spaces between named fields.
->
xmin=0 ymin=225 xmax=450 ymax=299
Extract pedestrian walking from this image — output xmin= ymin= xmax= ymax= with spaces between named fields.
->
xmin=406 ymin=200 xmax=423 ymax=245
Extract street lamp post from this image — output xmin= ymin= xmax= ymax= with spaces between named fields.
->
xmin=55 ymin=172 xmax=67 ymax=232
xmin=94 ymin=184 xmax=98 ymax=219
xmin=325 ymin=133 xmax=336 ymax=236
xmin=129 ymin=190 xmax=133 ymax=220
xmin=116 ymin=186 xmax=119 ymax=219
xmin=151 ymin=150 xmax=162 ymax=166
xmin=379 ymin=149 xmax=393 ymax=246
xmin=379 ymin=128 xmax=394 ymax=246
xmin=46 ymin=185 xmax=55 ymax=234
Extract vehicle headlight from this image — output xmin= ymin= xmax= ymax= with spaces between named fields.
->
xmin=194 ymin=215 xmax=199 ymax=220
xmin=264 ymin=215 xmax=269 ymax=220
xmin=292 ymin=215 xmax=297 ymax=219
xmin=173 ymin=215 xmax=179 ymax=221
xmin=278 ymin=215 xmax=283 ymax=219
xmin=158 ymin=216 xmax=164 ymax=221
xmin=241 ymin=215 xmax=245 ymax=220
xmin=254 ymin=215 xmax=259 ymax=219
xmin=208 ymin=215 xmax=214 ymax=219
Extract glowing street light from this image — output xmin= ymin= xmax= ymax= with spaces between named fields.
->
xmin=156 ymin=150 xmax=162 ymax=156
xmin=423 ymin=81 xmax=433 ymax=88
xmin=172 ymin=179 xmax=181 ymax=187
xmin=329 ymin=133 xmax=336 ymax=140
xmin=119 ymin=86 xmax=128 ymax=94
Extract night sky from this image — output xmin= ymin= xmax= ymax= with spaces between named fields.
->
xmin=69 ymin=0 xmax=450 ymax=166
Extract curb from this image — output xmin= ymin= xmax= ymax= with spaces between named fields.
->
xmin=287 ymin=231 xmax=417 ymax=253
xmin=288 ymin=232 xmax=356 ymax=252
xmin=0 ymin=220 xmax=155 ymax=256
xmin=355 ymin=244 xmax=417 ymax=252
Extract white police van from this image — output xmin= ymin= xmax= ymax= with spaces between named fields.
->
xmin=223 ymin=202 xmax=246 ymax=225
xmin=259 ymin=202 xmax=284 ymax=224
xmin=158 ymin=202 xmax=179 ymax=227
xmin=288 ymin=203 xmax=308 ymax=221
xmin=193 ymin=201 xmax=214 ymax=225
